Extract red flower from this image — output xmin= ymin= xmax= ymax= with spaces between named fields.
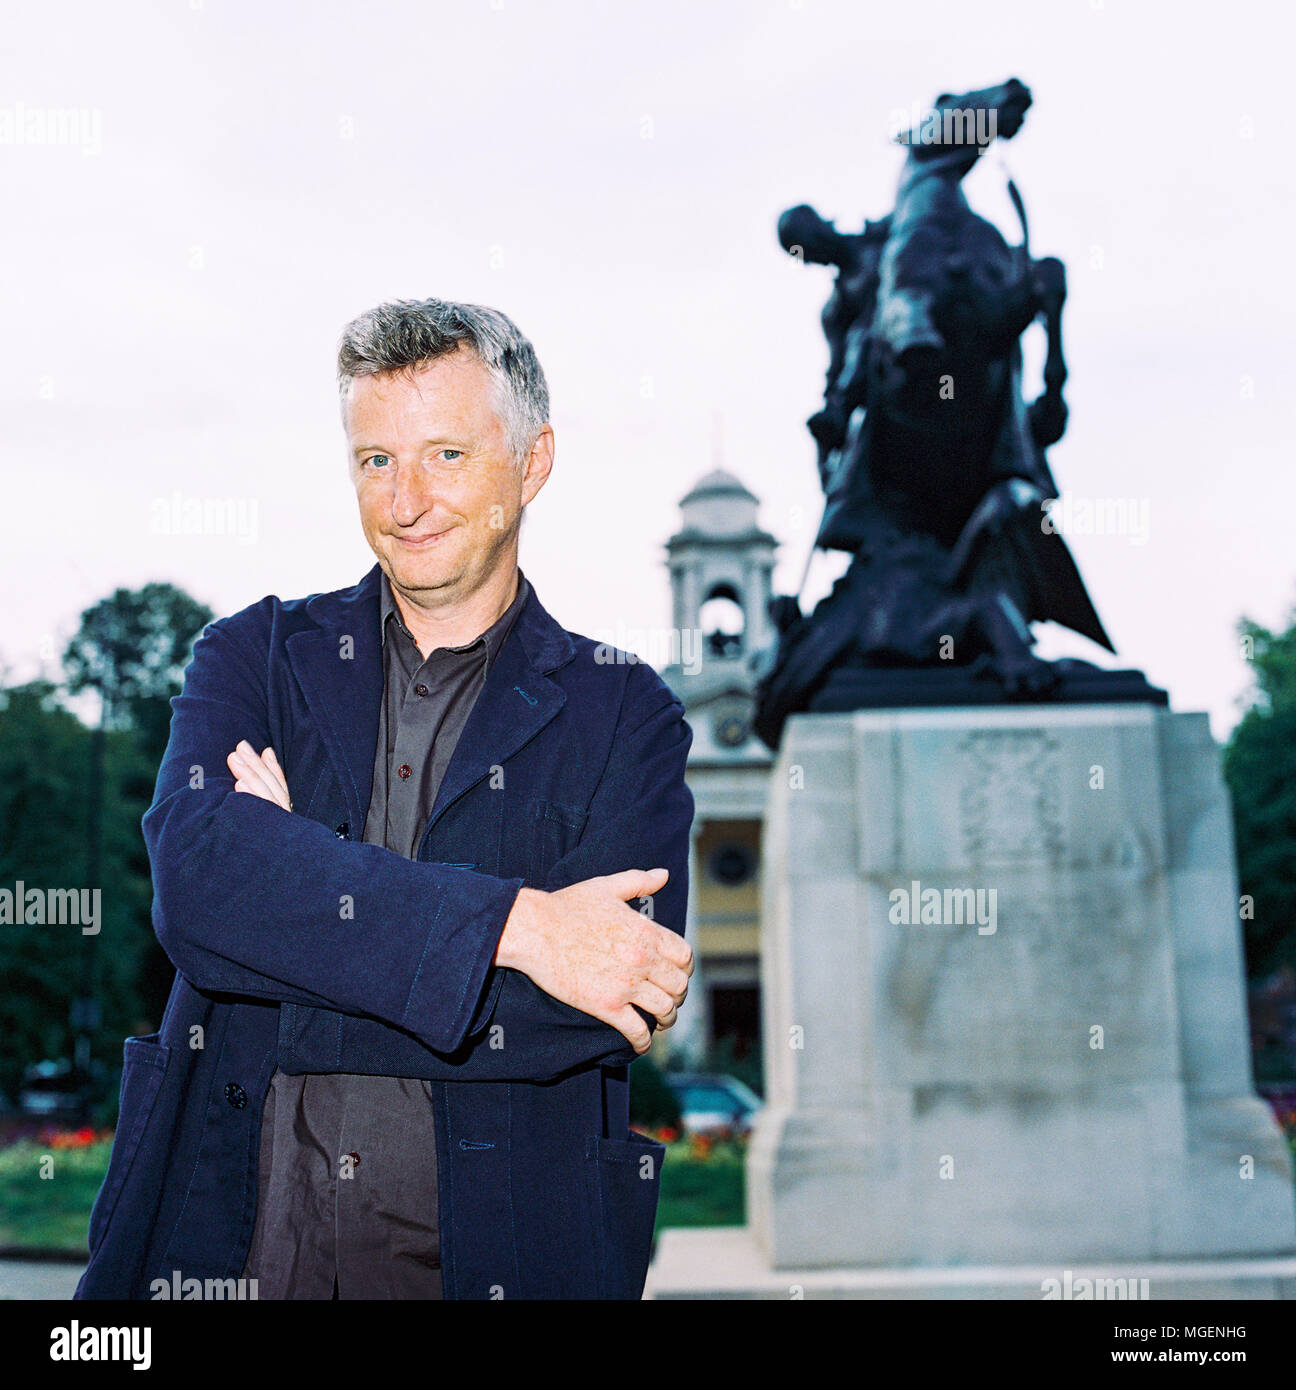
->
xmin=46 ymin=1126 xmax=98 ymax=1149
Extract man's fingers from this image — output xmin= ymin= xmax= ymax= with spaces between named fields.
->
xmin=607 ymin=1006 xmax=653 ymax=1055
xmin=262 ymin=748 xmax=291 ymax=794
xmin=632 ymin=980 xmax=677 ymax=1023
xmin=228 ymin=743 xmax=291 ymax=810
xmin=604 ymin=867 xmax=670 ymax=903
xmin=654 ymin=1004 xmax=679 ymax=1032
xmin=647 ymin=960 xmax=691 ymax=1004
xmin=261 ymin=747 xmax=293 ymax=809
xmin=650 ymin=926 xmax=694 ymax=975
xmin=233 ymin=750 xmax=283 ymax=805
xmin=227 ymin=749 xmax=269 ymax=795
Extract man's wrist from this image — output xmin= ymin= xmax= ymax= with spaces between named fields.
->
xmin=495 ymin=885 xmax=545 ymax=972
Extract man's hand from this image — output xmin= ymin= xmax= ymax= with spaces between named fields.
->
xmin=227 ymin=741 xmax=292 ymax=811
xmin=227 ymin=740 xmax=693 ymax=1054
xmin=495 ymin=869 xmax=693 ymax=1055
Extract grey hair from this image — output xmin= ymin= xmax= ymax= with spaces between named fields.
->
xmin=337 ymin=298 xmax=550 ymax=465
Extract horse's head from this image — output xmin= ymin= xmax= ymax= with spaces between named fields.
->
xmin=896 ymin=77 xmax=1032 ymax=160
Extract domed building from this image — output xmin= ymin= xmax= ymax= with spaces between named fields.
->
xmin=656 ymin=468 xmax=778 ymax=1065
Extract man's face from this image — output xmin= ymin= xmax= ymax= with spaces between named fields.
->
xmin=344 ymin=348 xmax=551 ymax=603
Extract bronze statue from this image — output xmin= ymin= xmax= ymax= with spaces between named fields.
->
xmin=753 ymin=78 xmax=1165 ymax=751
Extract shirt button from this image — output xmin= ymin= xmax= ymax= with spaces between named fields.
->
xmin=397 ymin=764 xmax=412 ymax=780
xmin=347 ymin=1151 xmax=362 ymax=1167
xmin=414 ymin=684 xmax=429 ymax=697
xmin=224 ymin=1082 xmax=248 ymax=1109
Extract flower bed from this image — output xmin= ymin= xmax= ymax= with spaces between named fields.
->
xmin=651 ymin=1131 xmax=747 ymax=1230
xmin=0 ymin=1132 xmax=113 ymax=1254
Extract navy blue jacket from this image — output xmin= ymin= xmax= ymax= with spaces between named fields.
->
xmin=74 ymin=564 xmax=694 ymax=1300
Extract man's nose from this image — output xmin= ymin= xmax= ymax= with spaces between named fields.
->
xmin=390 ymin=460 xmax=438 ymax=526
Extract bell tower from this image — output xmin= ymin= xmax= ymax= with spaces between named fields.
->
xmin=658 ymin=468 xmax=777 ymax=1071
xmin=666 ymin=469 xmax=777 ymax=668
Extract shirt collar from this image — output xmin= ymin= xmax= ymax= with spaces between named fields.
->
xmin=379 ymin=567 xmax=531 ymax=676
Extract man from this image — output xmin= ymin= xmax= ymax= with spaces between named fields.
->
xmin=75 ymin=298 xmax=695 ymax=1301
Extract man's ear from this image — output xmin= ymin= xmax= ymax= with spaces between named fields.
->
xmin=520 ymin=424 xmax=555 ymax=507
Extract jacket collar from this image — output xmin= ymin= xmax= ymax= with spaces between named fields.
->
xmin=286 ymin=563 xmax=575 ymax=837
xmin=302 ymin=563 xmax=574 ymax=673
xmin=377 ymin=567 xmax=532 ymax=679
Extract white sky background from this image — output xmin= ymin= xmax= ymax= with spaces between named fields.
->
xmin=1 ymin=0 xmax=1292 ymax=742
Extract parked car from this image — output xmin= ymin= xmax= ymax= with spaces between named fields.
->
xmin=18 ymin=1060 xmax=88 ymax=1118
xmin=665 ymin=1072 xmax=764 ymax=1135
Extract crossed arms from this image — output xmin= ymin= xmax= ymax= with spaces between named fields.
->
xmin=146 ymin=614 xmax=694 ymax=1082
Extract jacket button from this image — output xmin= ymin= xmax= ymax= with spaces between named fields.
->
xmin=224 ymin=1082 xmax=248 ymax=1109
xmin=414 ymin=684 xmax=428 ymax=698
xmin=335 ymin=822 xmax=351 ymax=840
xmin=397 ymin=764 xmax=412 ymax=780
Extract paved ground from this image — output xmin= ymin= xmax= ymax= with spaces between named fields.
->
xmin=0 ymin=1260 xmax=84 ymax=1300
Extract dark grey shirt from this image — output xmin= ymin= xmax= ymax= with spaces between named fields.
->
xmin=242 ymin=568 xmax=530 ymax=1300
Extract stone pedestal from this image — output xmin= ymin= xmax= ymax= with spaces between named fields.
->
xmin=649 ymin=704 xmax=1296 ymax=1297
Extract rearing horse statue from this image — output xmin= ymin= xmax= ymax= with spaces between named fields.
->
xmin=753 ymin=78 xmax=1143 ymax=752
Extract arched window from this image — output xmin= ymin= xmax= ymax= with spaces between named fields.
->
xmin=699 ymin=583 xmax=745 ymax=658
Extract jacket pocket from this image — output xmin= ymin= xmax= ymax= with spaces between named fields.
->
xmin=528 ymin=799 xmax=590 ymax=885
xmin=87 ymin=1033 xmax=171 ymax=1255
xmin=582 ymin=1130 xmax=665 ymax=1300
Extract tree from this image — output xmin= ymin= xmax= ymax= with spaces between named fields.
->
xmin=628 ymin=1055 xmax=683 ymax=1131
xmin=1224 ymin=599 xmax=1296 ymax=976
xmin=0 ymin=683 xmax=154 ymax=1110
xmin=11 ymin=584 xmax=217 ymax=1113
xmin=63 ymin=583 xmax=213 ymax=736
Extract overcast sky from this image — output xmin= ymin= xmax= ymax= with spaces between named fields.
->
xmin=2 ymin=0 xmax=1291 ymax=742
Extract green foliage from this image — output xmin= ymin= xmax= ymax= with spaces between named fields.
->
xmin=0 ymin=583 xmax=210 ymax=1108
xmin=628 ymin=1054 xmax=683 ymax=1129
xmin=0 ymin=684 xmax=157 ymax=1105
xmin=62 ymin=583 xmax=212 ymax=734
xmin=655 ymin=1141 xmax=745 ymax=1230
xmin=0 ymin=1139 xmax=111 ymax=1252
xmin=3 ymin=1131 xmax=749 ymax=1248
xmin=1225 ymin=599 xmax=1296 ymax=975
xmin=1237 ymin=613 xmax=1296 ymax=715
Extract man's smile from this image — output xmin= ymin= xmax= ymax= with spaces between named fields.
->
xmin=392 ymin=526 xmax=455 ymax=547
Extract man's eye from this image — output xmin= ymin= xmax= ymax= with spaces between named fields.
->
xmin=442 ymin=449 xmax=462 ymax=461
xmin=366 ymin=454 xmax=391 ymax=468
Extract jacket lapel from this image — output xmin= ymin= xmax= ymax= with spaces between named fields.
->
xmin=425 ymin=593 xmax=572 ymax=834
xmin=285 ymin=563 xmax=577 ymax=836
xmin=285 ymin=566 xmax=385 ymax=829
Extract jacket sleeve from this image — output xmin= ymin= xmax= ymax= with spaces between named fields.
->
xmin=145 ymin=612 xmax=524 ymax=1056
xmin=299 ymin=657 xmax=695 ymax=1082
xmin=460 ymin=659 xmax=695 ymax=1078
